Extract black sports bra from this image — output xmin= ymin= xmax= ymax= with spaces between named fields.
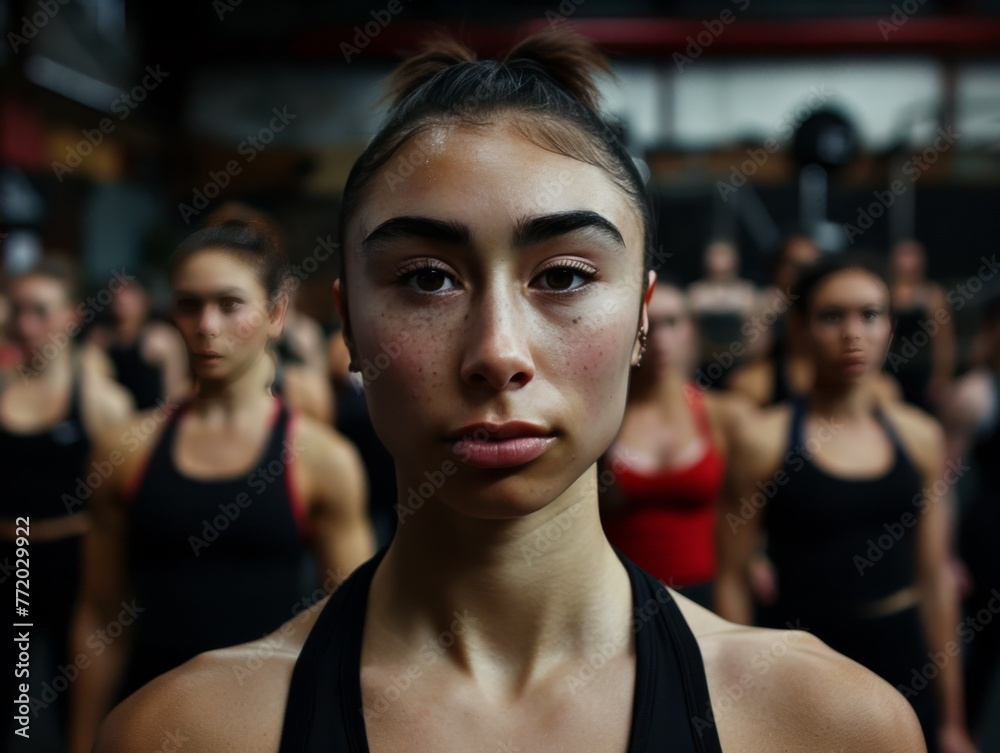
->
xmin=278 ymin=547 xmax=724 ymax=752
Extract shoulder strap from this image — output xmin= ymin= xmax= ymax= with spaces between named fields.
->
xmin=277 ymin=547 xmax=386 ymax=753
xmin=123 ymin=400 xmax=188 ymax=505
xmin=68 ymin=346 xmax=87 ymax=425
xmin=617 ymin=550 xmax=724 ymax=753
xmin=787 ymin=394 xmax=807 ymax=456
xmin=685 ymin=383 xmax=714 ymax=442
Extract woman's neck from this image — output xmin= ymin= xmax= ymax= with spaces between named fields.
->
xmin=808 ymin=371 xmax=877 ymax=420
xmin=631 ymin=365 xmax=688 ymax=409
xmin=25 ymin=346 xmax=74 ymax=385
xmin=114 ymin=317 xmax=144 ymax=344
xmin=190 ymin=351 xmax=274 ymax=416
xmin=371 ymin=465 xmax=633 ymax=693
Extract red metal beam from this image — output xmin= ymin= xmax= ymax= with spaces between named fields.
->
xmin=293 ymin=17 xmax=1000 ymax=60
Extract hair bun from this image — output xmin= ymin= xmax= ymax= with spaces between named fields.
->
xmin=502 ymin=30 xmax=612 ymax=114
xmin=385 ymin=36 xmax=477 ymax=111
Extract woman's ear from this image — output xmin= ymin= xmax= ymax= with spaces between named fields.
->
xmin=332 ymin=278 xmax=357 ymax=362
xmin=266 ymin=288 xmax=290 ymax=340
xmin=632 ymin=270 xmax=657 ymax=366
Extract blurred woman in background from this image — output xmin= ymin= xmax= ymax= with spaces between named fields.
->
xmin=717 ymin=253 xmax=973 ymax=753
xmin=70 ymin=217 xmax=374 ymax=753
xmin=0 ymin=258 xmax=133 ymax=750
xmin=601 ymin=279 xmax=748 ymax=609
xmin=886 ymin=239 xmax=955 ymax=414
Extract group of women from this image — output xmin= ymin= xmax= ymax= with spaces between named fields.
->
xmin=0 ymin=27 xmax=994 ymax=753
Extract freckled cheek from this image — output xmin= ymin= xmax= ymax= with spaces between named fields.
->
xmin=353 ymin=312 xmax=453 ymax=396
xmin=548 ymin=324 xmax=632 ymax=430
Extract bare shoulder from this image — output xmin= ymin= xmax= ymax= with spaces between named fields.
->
xmin=948 ymin=368 xmax=995 ymax=422
xmin=96 ymin=598 xmax=329 ymax=753
xmin=725 ymin=360 xmax=772 ymax=407
xmin=704 ymin=389 xmax=755 ymax=426
xmin=291 ymin=411 xmax=363 ymax=471
xmin=81 ymin=368 xmax=135 ymax=432
xmin=730 ymin=401 xmax=790 ymax=474
xmin=703 ymin=389 xmax=756 ymax=452
xmin=93 ymin=403 xmax=183 ymax=495
xmin=672 ymin=595 xmax=926 ymax=752
xmin=881 ymin=400 xmax=944 ymax=470
xmin=288 ymin=412 xmax=366 ymax=508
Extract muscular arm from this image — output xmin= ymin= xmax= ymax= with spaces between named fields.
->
xmin=69 ymin=427 xmax=135 ymax=753
xmin=714 ymin=408 xmax=775 ymax=624
xmin=927 ymin=285 xmax=956 ymax=406
xmin=940 ymin=372 xmax=990 ymax=469
xmin=908 ymin=415 xmax=969 ymax=742
xmin=142 ymin=323 xmax=192 ymax=404
xmin=296 ymin=418 xmax=375 ymax=590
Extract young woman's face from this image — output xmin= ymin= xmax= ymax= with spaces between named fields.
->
xmin=806 ymin=269 xmax=893 ymax=384
xmin=341 ymin=121 xmax=650 ymax=520
xmin=170 ymin=249 xmax=285 ymax=382
xmin=646 ymin=285 xmax=694 ymax=373
xmin=7 ymin=275 xmax=77 ymax=358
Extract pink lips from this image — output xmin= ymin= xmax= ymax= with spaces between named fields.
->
xmin=447 ymin=422 xmax=556 ymax=469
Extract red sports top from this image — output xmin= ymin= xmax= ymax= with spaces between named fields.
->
xmin=601 ymin=385 xmax=725 ymax=587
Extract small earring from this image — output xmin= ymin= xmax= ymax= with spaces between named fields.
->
xmin=635 ymin=327 xmax=648 ymax=368
xmin=348 ymin=360 xmax=360 ymax=373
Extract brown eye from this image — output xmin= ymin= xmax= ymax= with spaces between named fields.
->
xmin=415 ymin=269 xmax=447 ymax=292
xmin=401 ymin=266 xmax=456 ymax=294
xmin=544 ymin=268 xmax=576 ymax=290
xmin=533 ymin=264 xmax=595 ymax=292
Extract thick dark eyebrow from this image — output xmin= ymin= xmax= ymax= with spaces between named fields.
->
xmin=513 ymin=210 xmax=626 ymax=250
xmin=362 ymin=217 xmax=470 ymax=251
xmin=172 ymin=287 xmax=250 ymax=299
xmin=362 ymin=211 xmax=627 ymax=254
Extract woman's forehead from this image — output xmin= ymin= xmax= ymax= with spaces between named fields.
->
xmin=173 ymin=249 xmax=263 ymax=290
xmin=812 ymin=269 xmax=889 ymax=304
xmin=350 ymin=122 xmax=645 ymax=253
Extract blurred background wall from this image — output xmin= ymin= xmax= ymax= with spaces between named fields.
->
xmin=2 ymin=0 xmax=999 ymax=367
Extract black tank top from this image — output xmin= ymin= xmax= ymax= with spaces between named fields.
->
xmin=0 ymin=351 xmax=92 ymax=520
xmin=768 ymin=337 xmax=793 ymax=406
xmin=123 ymin=397 xmax=311 ymax=692
xmin=107 ymin=335 xmax=164 ymax=410
xmin=960 ymin=371 xmax=1000 ymax=582
xmin=764 ymin=396 xmax=924 ymax=609
xmin=277 ymin=547 xmax=725 ymax=753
